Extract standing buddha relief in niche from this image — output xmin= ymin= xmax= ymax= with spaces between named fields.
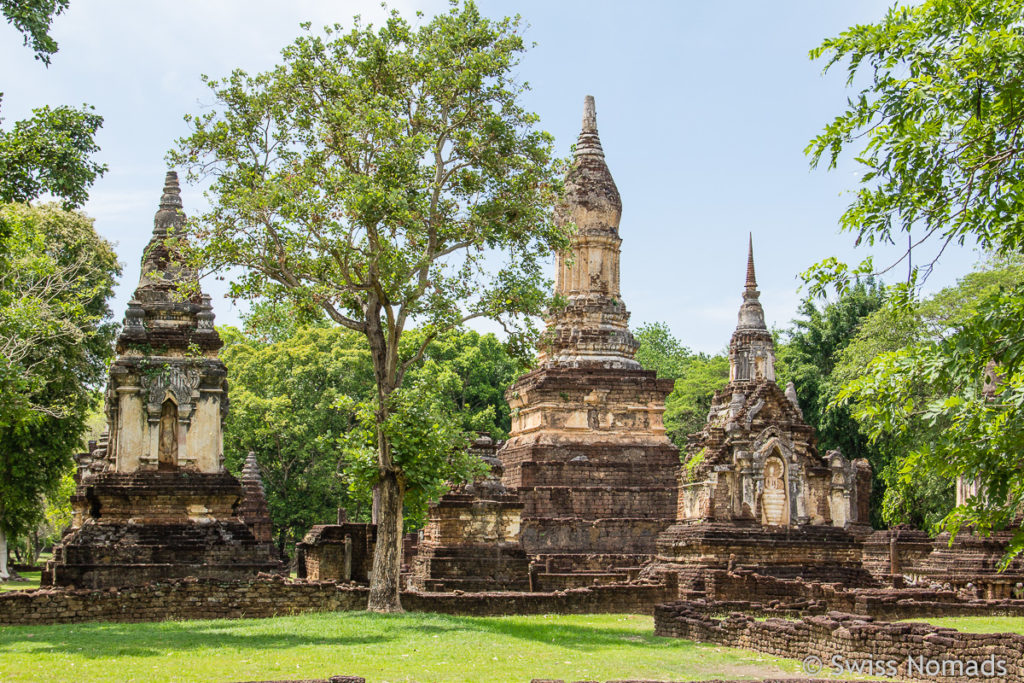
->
xmin=761 ymin=455 xmax=789 ymax=527
xmin=158 ymin=399 xmax=178 ymax=470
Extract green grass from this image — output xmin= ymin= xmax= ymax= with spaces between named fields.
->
xmin=0 ymin=612 xmax=810 ymax=682
xmin=902 ymin=616 xmax=1024 ymax=634
xmin=0 ymin=570 xmax=41 ymax=592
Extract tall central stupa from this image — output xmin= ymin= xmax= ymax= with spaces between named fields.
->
xmin=498 ymin=96 xmax=679 ymax=580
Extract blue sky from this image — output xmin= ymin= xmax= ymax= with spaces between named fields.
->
xmin=1 ymin=1 xmax=982 ymax=354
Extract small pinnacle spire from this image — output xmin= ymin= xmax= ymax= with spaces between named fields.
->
xmin=582 ymin=95 xmax=597 ymax=133
xmin=745 ymin=233 xmax=758 ymax=290
xmin=243 ymin=452 xmax=260 ymax=478
xmin=575 ymin=94 xmax=605 ymax=159
xmin=159 ymin=170 xmax=183 ymax=211
xmin=242 ymin=452 xmax=266 ymax=493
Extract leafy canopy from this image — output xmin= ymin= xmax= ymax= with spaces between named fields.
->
xmin=805 ymin=0 xmax=1024 ymax=293
xmin=634 ymin=323 xmax=729 ymax=450
xmin=1 ymin=0 xmax=69 ymax=65
xmin=0 ymin=203 xmax=119 ymax=540
xmin=0 ymin=102 xmax=106 ymax=209
xmin=808 ymin=0 xmax=1024 ymax=559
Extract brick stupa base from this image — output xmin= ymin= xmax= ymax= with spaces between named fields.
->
xmin=649 ymin=521 xmax=876 ymax=596
xmin=410 ymin=436 xmax=531 ymax=592
xmin=411 ymin=491 xmax=531 ymax=592
xmin=45 ymin=471 xmax=280 ymax=588
xmin=500 ymin=366 xmax=679 ymax=587
xmin=912 ymin=530 xmax=1024 ymax=599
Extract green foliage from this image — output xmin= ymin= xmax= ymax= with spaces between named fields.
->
xmin=0 ymin=102 xmax=106 ymax=209
xmin=341 ymin=365 xmax=488 ymax=529
xmin=0 ymin=0 xmax=105 ymax=209
xmin=663 ymin=355 xmax=730 ymax=447
xmin=1 ymin=0 xmax=69 ymax=65
xmin=775 ymin=281 xmax=887 ymax=522
xmin=411 ymin=327 xmax=530 ymax=439
xmin=805 ymin=0 xmax=1024 ymax=294
xmin=221 ymin=317 xmax=521 ymax=540
xmin=806 ymin=0 xmax=1024 ymax=557
xmin=837 ymin=275 xmax=1024 ymax=561
xmin=635 ymin=322 xmax=691 ymax=380
xmin=830 ymin=256 xmax=1024 ymax=529
xmin=239 ymin=297 xmax=329 ymax=345
xmin=634 ymin=322 xmax=728 ymax=449
xmin=221 ymin=325 xmax=372 ymax=550
xmin=0 ymin=203 xmax=119 ymax=543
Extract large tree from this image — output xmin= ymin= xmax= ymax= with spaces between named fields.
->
xmin=0 ymin=203 xmax=119 ymax=580
xmin=170 ymin=2 xmax=567 ymax=611
xmin=0 ymin=0 xmax=105 ymax=208
xmin=807 ymin=0 xmax=1024 ymax=559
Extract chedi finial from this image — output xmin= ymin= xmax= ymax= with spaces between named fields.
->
xmin=582 ymin=95 xmax=597 ymax=133
xmin=745 ymin=233 xmax=758 ymax=290
xmin=159 ymin=170 xmax=183 ymax=211
xmin=575 ymin=95 xmax=605 ymax=159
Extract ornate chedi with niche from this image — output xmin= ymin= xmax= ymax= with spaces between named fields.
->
xmin=498 ymin=96 xmax=679 ymax=586
xmin=44 ymin=172 xmax=280 ymax=588
xmin=650 ymin=240 xmax=874 ymax=593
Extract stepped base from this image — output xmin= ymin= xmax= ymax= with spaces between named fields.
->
xmin=45 ymin=471 xmax=280 ymax=588
xmin=650 ymin=521 xmax=875 ymax=594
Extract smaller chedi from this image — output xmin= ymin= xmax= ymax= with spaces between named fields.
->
xmin=44 ymin=172 xmax=279 ymax=588
xmin=410 ymin=435 xmax=530 ymax=592
xmin=653 ymin=239 xmax=872 ymax=591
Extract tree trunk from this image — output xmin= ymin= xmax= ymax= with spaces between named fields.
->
xmin=366 ymin=468 xmax=405 ymax=612
xmin=0 ymin=525 xmax=9 ymax=581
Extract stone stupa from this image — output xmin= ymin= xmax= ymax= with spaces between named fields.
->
xmin=44 ymin=172 xmax=280 ymax=588
xmin=497 ymin=96 xmax=680 ymax=584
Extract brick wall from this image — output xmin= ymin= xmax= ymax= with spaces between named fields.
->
xmin=0 ymin=577 xmax=671 ymax=627
xmin=702 ymin=569 xmax=1024 ymax=621
xmin=655 ymin=602 xmax=1024 ymax=683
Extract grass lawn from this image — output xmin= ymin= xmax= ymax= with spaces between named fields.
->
xmin=0 ymin=611 xmax=810 ymax=682
xmin=0 ymin=570 xmax=41 ymax=592
xmin=902 ymin=616 xmax=1024 ymax=634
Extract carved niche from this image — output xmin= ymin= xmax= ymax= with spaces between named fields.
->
xmin=143 ymin=366 xmax=201 ymax=421
xmin=761 ymin=454 xmax=789 ymax=526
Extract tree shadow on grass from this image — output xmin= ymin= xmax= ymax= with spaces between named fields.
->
xmin=398 ymin=613 xmax=688 ymax=653
xmin=0 ymin=612 xmax=697 ymax=662
xmin=0 ymin=618 xmax=388 ymax=659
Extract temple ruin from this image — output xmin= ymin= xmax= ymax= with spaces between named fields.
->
xmin=650 ymin=240 xmax=874 ymax=592
xmin=31 ymin=97 xmax=1024 ymax=615
xmin=495 ymin=96 xmax=680 ymax=587
xmin=43 ymin=172 xmax=280 ymax=588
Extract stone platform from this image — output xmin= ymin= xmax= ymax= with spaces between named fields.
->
xmin=651 ymin=521 xmax=875 ymax=594
xmin=46 ymin=471 xmax=279 ymax=588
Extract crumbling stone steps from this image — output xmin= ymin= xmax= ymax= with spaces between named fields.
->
xmin=533 ymin=571 xmax=627 ymax=591
xmin=530 ymin=553 xmax=654 ymax=573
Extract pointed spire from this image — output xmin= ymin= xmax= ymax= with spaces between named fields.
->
xmin=152 ymin=170 xmax=186 ymax=239
xmin=242 ymin=452 xmax=266 ymax=495
xmin=159 ymin=171 xmax=183 ymax=211
xmin=575 ymin=95 xmax=605 ymax=159
xmin=736 ymin=236 xmax=767 ymax=332
xmin=745 ymin=233 xmax=758 ymax=290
